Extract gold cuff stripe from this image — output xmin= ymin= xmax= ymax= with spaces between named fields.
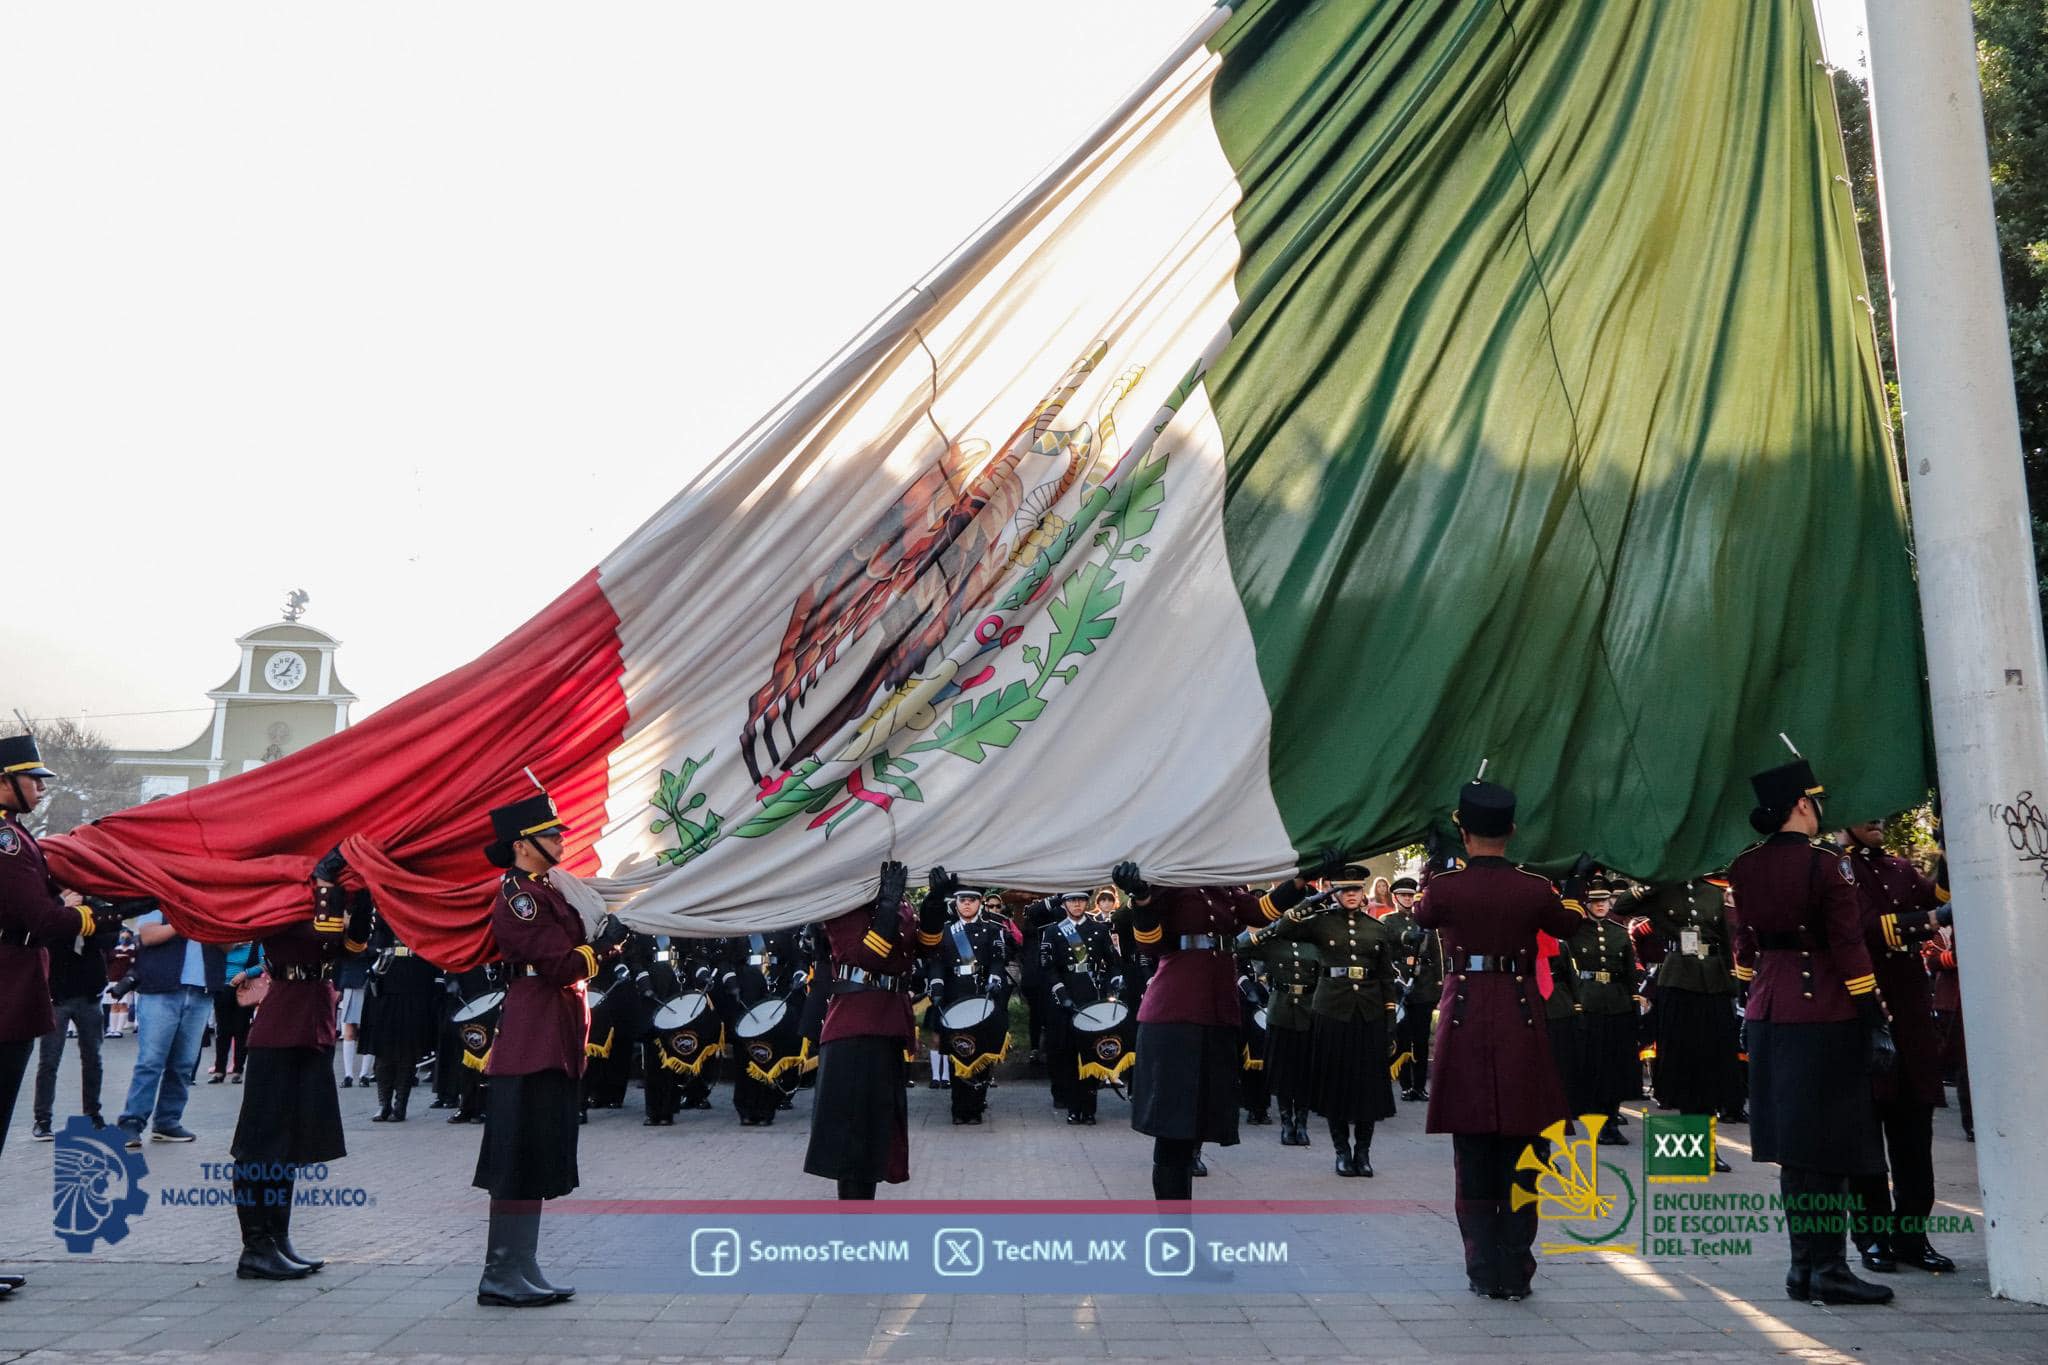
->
xmin=918 ymin=930 xmax=945 ymax=947
xmin=76 ymin=906 xmax=96 ymax=938
xmin=861 ymin=931 xmax=891 ymax=957
xmin=1881 ymin=915 xmax=1900 ymax=952
xmin=1562 ymin=899 xmax=1586 ymax=916
xmin=1132 ymin=925 xmax=1163 ymax=945
xmin=1732 ymin=965 xmax=1755 ymax=981
xmin=574 ymin=944 xmax=599 ymax=979
xmin=1844 ymin=973 xmax=1876 ymax=994
xmin=1935 ymin=884 xmax=1952 ymax=904
xmin=344 ymin=938 xmax=368 ymax=955
xmin=1257 ymin=892 xmax=1281 ymax=922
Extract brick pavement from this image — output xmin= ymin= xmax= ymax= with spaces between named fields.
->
xmin=0 ymin=1031 xmax=2038 ymax=1363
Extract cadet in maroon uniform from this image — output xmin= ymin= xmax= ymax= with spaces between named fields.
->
xmin=226 ymin=849 xmax=371 ymax=1280
xmin=1922 ymin=925 xmax=1969 ymax=1139
xmin=0 ymin=734 xmax=100 ymax=1300
xmin=803 ymin=859 xmax=926 ymax=1199
xmin=1119 ymin=860 xmax=1315 ymax=1200
xmin=1841 ymin=818 xmax=1955 ymax=1275
xmin=473 ymin=791 xmax=628 ymax=1307
xmin=1726 ymin=759 xmax=1892 ymax=1307
xmin=1414 ymin=779 xmax=1586 ymax=1301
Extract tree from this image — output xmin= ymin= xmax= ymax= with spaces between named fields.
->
xmin=1 ymin=713 xmax=131 ymax=835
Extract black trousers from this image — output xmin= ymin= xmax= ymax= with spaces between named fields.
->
xmin=210 ymin=988 xmax=254 ymax=1076
xmin=1451 ymin=1133 xmax=1545 ymax=1295
xmin=0 ymin=1038 xmax=32 ymax=1157
xmin=35 ymin=994 xmax=105 ymax=1123
xmin=1045 ymin=1014 xmax=1094 ymax=1115
xmin=1395 ymin=999 xmax=1433 ymax=1093
xmin=1850 ymin=1100 xmax=1937 ymax=1252
xmin=1782 ymin=1164 xmax=1853 ymax=1268
xmin=643 ymin=1043 xmax=679 ymax=1121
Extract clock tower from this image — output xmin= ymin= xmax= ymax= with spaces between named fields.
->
xmin=111 ymin=613 xmax=358 ymax=801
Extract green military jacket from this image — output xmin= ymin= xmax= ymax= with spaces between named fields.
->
xmin=1634 ymin=881 xmax=1737 ymax=995
xmin=1237 ymin=933 xmax=1321 ymax=1032
xmin=1261 ymin=903 xmax=1399 ymax=1021
xmin=1378 ymin=906 xmax=1444 ymax=1004
xmin=1566 ymin=915 xmax=1639 ymax=1015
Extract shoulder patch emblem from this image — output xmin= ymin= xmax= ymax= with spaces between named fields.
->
xmin=510 ymin=892 xmax=538 ymax=921
xmin=0 ymin=827 xmax=17 ymax=856
xmin=1838 ymin=858 xmax=1856 ymax=886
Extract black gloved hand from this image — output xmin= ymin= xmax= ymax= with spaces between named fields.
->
xmin=1936 ymin=904 xmax=1954 ymax=928
xmin=1868 ymin=1022 xmax=1898 ymax=1078
xmin=1051 ymin=983 xmax=1070 ymax=1009
xmin=927 ymin=866 xmax=960 ymax=900
xmin=591 ymin=913 xmax=631 ymax=954
xmin=1111 ymin=861 xmax=1150 ymax=898
xmin=1305 ymin=845 xmax=1346 ymax=885
xmin=877 ymin=860 xmax=909 ymax=909
xmin=313 ymin=844 xmax=349 ymax=885
xmin=1570 ymin=852 xmax=1600 ymax=879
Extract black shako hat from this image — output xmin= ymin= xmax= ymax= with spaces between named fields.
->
xmin=1454 ymin=780 xmax=1516 ymax=838
xmin=1750 ymin=760 xmax=1825 ymax=816
xmin=0 ymin=734 xmax=57 ymax=780
xmin=483 ymin=793 xmax=568 ymax=868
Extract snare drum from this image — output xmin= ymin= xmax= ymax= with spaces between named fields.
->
xmin=450 ymin=989 xmax=505 ymax=1070
xmin=735 ymin=998 xmax=804 ymax=1088
xmin=1071 ymin=999 xmax=1136 ymax=1084
xmin=650 ymin=991 xmax=720 ymax=1076
xmin=938 ymin=996 xmax=1009 ymax=1079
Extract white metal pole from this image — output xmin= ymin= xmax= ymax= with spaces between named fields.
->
xmin=1862 ymin=0 xmax=2048 ymax=1305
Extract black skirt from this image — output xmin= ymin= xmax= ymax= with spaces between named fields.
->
xmin=1307 ymin=1012 xmax=1397 ymax=1123
xmin=803 ymin=1035 xmax=909 ymax=1184
xmin=472 ymin=1069 xmax=581 ymax=1200
xmin=1131 ymin=1021 xmax=1241 ymax=1145
xmin=1654 ymin=986 xmax=1740 ymax=1114
xmin=231 ymin=1046 xmax=345 ymax=1165
xmin=359 ymin=960 xmax=444 ymax=1055
xmin=1577 ymin=1011 xmax=1639 ymax=1118
xmin=1748 ymin=1018 xmax=1884 ymax=1175
xmin=1264 ymin=1024 xmax=1313 ymax=1107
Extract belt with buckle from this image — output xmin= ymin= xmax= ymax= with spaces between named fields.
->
xmin=390 ymin=946 xmax=413 ymax=958
xmin=746 ymin=954 xmax=769 ymax=965
xmin=834 ymin=965 xmax=901 ymax=992
xmin=513 ymin=964 xmax=548 ymax=978
xmin=1177 ymin=934 xmax=1221 ymax=951
xmin=1288 ymin=985 xmax=1310 ymax=996
xmin=952 ymin=963 xmax=979 ymax=976
xmin=1593 ymin=970 xmax=1612 ymax=984
xmin=1327 ymin=965 xmax=1368 ymax=980
xmin=1455 ymin=954 xmax=1520 ymax=973
xmin=276 ymin=964 xmax=328 ymax=983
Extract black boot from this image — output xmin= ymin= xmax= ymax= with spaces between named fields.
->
xmin=836 ymin=1179 xmax=877 ymax=1201
xmin=1354 ymin=1124 xmax=1374 ymax=1178
xmin=1806 ymin=1215 xmax=1894 ymax=1306
xmin=1293 ymin=1107 xmax=1312 ymax=1148
xmin=269 ymin=1179 xmax=321 ymax=1273
xmin=1784 ymin=1227 xmax=1811 ymax=1303
xmin=1330 ymin=1120 xmax=1356 ymax=1177
xmin=1895 ymin=1237 xmax=1955 ymax=1273
xmin=390 ymin=1085 xmax=410 ymax=1123
xmin=1190 ymin=1149 xmax=1208 ymax=1178
xmin=477 ymin=1209 xmax=558 ymax=1307
xmin=508 ymin=1206 xmax=573 ymax=1300
xmin=235 ymin=1178 xmax=311 ymax=1281
xmin=372 ymin=1062 xmax=395 ymax=1122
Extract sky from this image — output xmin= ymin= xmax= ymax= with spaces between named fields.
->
xmin=4 ymin=1 xmax=1870 ymax=750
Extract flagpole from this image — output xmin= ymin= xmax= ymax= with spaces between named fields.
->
xmin=1863 ymin=0 xmax=2048 ymax=1304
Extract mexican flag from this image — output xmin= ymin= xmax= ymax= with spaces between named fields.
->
xmin=51 ymin=0 xmax=1926 ymax=963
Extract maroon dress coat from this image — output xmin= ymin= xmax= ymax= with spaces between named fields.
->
xmin=1726 ymin=834 xmax=1879 ymax=1023
xmin=0 ymin=811 xmax=97 ymax=1044
xmin=486 ymin=871 xmax=595 ymax=1079
xmin=1132 ymin=886 xmax=1284 ymax=1026
xmin=1844 ymin=844 xmax=1945 ymax=1108
xmin=819 ymin=901 xmax=918 ymax=1044
xmin=244 ymin=887 xmax=359 ymax=1051
xmin=1414 ymin=857 xmax=1585 ymax=1136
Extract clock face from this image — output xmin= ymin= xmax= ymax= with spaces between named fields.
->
xmin=265 ymin=651 xmax=308 ymax=692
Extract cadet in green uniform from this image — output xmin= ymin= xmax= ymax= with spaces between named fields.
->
xmin=1541 ymin=920 xmax=1582 ymax=1130
xmin=1380 ymin=876 xmax=1441 ymax=1101
xmin=1565 ymin=883 xmax=1641 ymax=1143
xmin=1254 ymin=869 xmax=1399 ymax=1176
xmin=1627 ymin=875 xmax=1742 ymax=1165
xmin=1236 ymin=915 xmax=1322 ymax=1146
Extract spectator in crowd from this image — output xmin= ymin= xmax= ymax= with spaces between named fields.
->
xmin=208 ymin=942 xmax=264 ymax=1083
xmin=104 ymin=926 xmax=138 ymax=1037
xmin=116 ymin=904 xmax=225 ymax=1148
xmin=30 ymin=912 xmax=122 ymax=1138
xmin=336 ymin=940 xmax=371 ymax=1088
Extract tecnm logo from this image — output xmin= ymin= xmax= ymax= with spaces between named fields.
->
xmin=52 ymin=1117 xmax=150 ymax=1252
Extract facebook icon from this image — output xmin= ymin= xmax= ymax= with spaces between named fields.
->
xmin=691 ymin=1227 xmax=742 ymax=1278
